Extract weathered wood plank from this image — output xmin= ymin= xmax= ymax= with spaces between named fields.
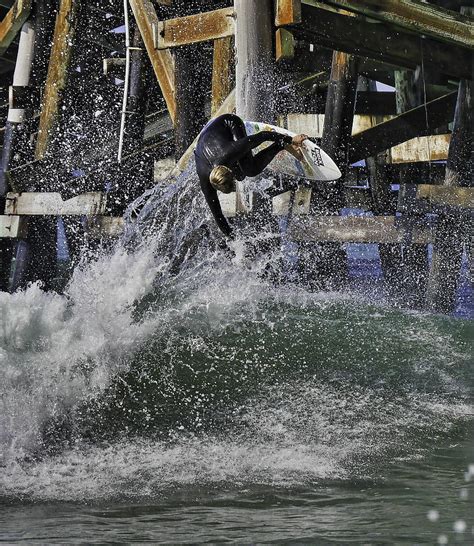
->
xmin=280 ymin=113 xmax=450 ymax=162
xmin=85 ymin=216 xmax=124 ymax=237
xmin=35 ymin=0 xmax=79 ymax=160
xmin=349 ymin=92 xmax=457 ymax=163
xmin=211 ymin=36 xmax=234 ymax=116
xmin=288 ymin=216 xmax=433 ymax=244
xmin=129 ymin=0 xmax=176 ymax=123
xmin=5 ymin=192 xmax=107 ymax=215
xmin=275 ymin=0 xmax=302 ymax=26
xmin=0 ymin=0 xmax=32 ymax=55
xmin=275 ymin=28 xmax=295 ymax=61
xmin=320 ymin=0 xmax=473 ymax=49
xmin=389 ymin=134 xmax=450 ymax=163
xmin=273 ymin=187 xmax=372 ymax=216
xmin=401 ymin=183 xmax=474 ymax=209
xmin=290 ymin=3 xmax=472 ymax=81
xmin=156 ymin=7 xmax=234 ymax=49
xmin=0 ymin=214 xmax=27 ymax=237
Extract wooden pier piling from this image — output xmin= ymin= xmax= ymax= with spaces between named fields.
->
xmin=0 ymin=0 xmax=471 ymax=313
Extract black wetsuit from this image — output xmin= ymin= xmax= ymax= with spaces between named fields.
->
xmin=195 ymin=114 xmax=293 ymax=237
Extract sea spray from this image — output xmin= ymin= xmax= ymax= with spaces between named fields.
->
xmin=0 ymin=163 xmax=472 ymax=506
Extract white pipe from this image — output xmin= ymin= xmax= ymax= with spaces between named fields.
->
xmin=8 ymin=21 xmax=36 ymax=124
xmin=117 ymin=0 xmax=131 ymax=163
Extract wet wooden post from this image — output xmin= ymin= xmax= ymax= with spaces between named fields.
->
xmin=426 ymin=78 xmax=472 ymax=313
xmin=234 ymin=0 xmax=279 ymax=255
xmin=360 ymin=77 xmax=402 ymax=294
xmin=394 ymin=68 xmax=429 ymax=307
xmin=174 ymin=43 xmax=208 ymax=158
xmin=0 ymin=20 xmax=35 ymax=290
xmin=8 ymin=0 xmax=81 ymax=291
xmin=173 ymin=1 xmax=209 ymax=158
xmin=235 ymin=0 xmax=274 ymax=122
xmin=211 ymin=36 xmax=234 ymax=117
xmin=300 ymin=50 xmax=358 ymax=289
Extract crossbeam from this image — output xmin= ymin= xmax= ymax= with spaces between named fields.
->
xmin=0 ymin=0 xmax=31 ymax=55
xmin=320 ymin=0 xmax=473 ymax=50
xmin=156 ymin=7 xmax=234 ymax=49
xmin=349 ymin=92 xmax=457 ymax=163
xmin=285 ymin=2 xmax=472 ymax=81
xmin=5 ymin=192 xmax=107 ymax=215
xmin=129 ymin=0 xmax=176 ymax=123
xmin=399 ymin=184 xmax=474 ymax=211
xmin=288 ymin=215 xmax=433 ymax=244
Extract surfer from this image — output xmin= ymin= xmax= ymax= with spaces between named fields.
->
xmin=195 ymin=113 xmax=309 ymax=238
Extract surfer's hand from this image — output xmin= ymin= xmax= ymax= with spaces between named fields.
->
xmin=291 ymin=134 xmax=309 ymax=147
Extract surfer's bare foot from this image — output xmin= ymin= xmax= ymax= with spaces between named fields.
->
xmin=291 ymin=134 xmax=310 ymax=147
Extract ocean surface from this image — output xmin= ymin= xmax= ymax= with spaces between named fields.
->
xmin=0 ymin=170 xmax=472 ymax=544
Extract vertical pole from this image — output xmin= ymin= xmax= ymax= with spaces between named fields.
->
xmin=234 ymin=0 xmax=274 ymax=122
xmin=360 ymin=76 xmax=402 ymax=292
xmin=298 ymin=50 xmax=358 ymax=290
xmin=321 ymin=51 xmax=358 ymax=210
xmin=211 ymin=36 xmax=234 ymax=117
xmin=174 ymin=1 xmax=210 ymax=159
xmin=395 ymin=68 xmax=429 ymax=307
xmin=174 ymin=44 xmax=208 ymax=158
xmin=0 ymin=21 xmax=36 ymax=290
xmin=426 ymin=78 xmax=472 ymax=313
xmin=234 ymin=0 xmax=279 ymax=264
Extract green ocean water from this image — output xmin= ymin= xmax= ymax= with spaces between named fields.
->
xmin=1 ymin=286 xmax=472 ymax=544
xmin=0 ymin=174 xmax=472 ymax=543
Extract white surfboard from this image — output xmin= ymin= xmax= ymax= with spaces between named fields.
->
xmin=244 ymin=120 xmax=341 ymax=181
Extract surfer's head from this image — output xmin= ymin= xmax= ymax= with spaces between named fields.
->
xmin=210 ymin=165 xmax=236 ymax=194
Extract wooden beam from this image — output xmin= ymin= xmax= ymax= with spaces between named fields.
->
xmin=389 ymin=134 xmax=450 ymax=163
xmin=0 ymin=214 xmax=27 ymax=237
xmin=275 ymin=0 xmax=302 ymax=26
xmin=275 ymin=28 xmax=296 ymax=61
xmin=400 ymin=183 xmax=474 ymax=210
xmin=320 ymin=0 xmax=474 ymax=50
xmin=129 ymin=0 xmax=176 ymax=124
xmin=288 ymin=215 xmax=433 ymax=244
xmin=155 ymin=7 xmax=234 ymax=49
xmin=0 ymin=0 xmax=32 ymax=55
xmin=278 ymin=113 xmax=450 ymax=162
xmin=290 ymin=3 xmax=472 ymax=81
xmin=5 ymin=192 xmax=107 ymax=215
xmin=349 ymin=91 xmax=457 ymax=163
xmin=211 ymin=36 xmax=234 ymax=116
xmin=273 ymin=187 xmax=372 ymax=216
xmin=85 ymin=216 xmax=124 ymax=238
xmin=35 ymin=0 xmax=79 ymax=160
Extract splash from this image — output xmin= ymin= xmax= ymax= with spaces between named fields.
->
xmin=0 ymin=163 xmax=472 ymax=503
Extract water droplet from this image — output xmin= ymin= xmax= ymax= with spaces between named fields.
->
xmin=453 ymin=519 xmax=466 ymax=533
xmin=427 ymin=510 xmax=439 ymax=522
